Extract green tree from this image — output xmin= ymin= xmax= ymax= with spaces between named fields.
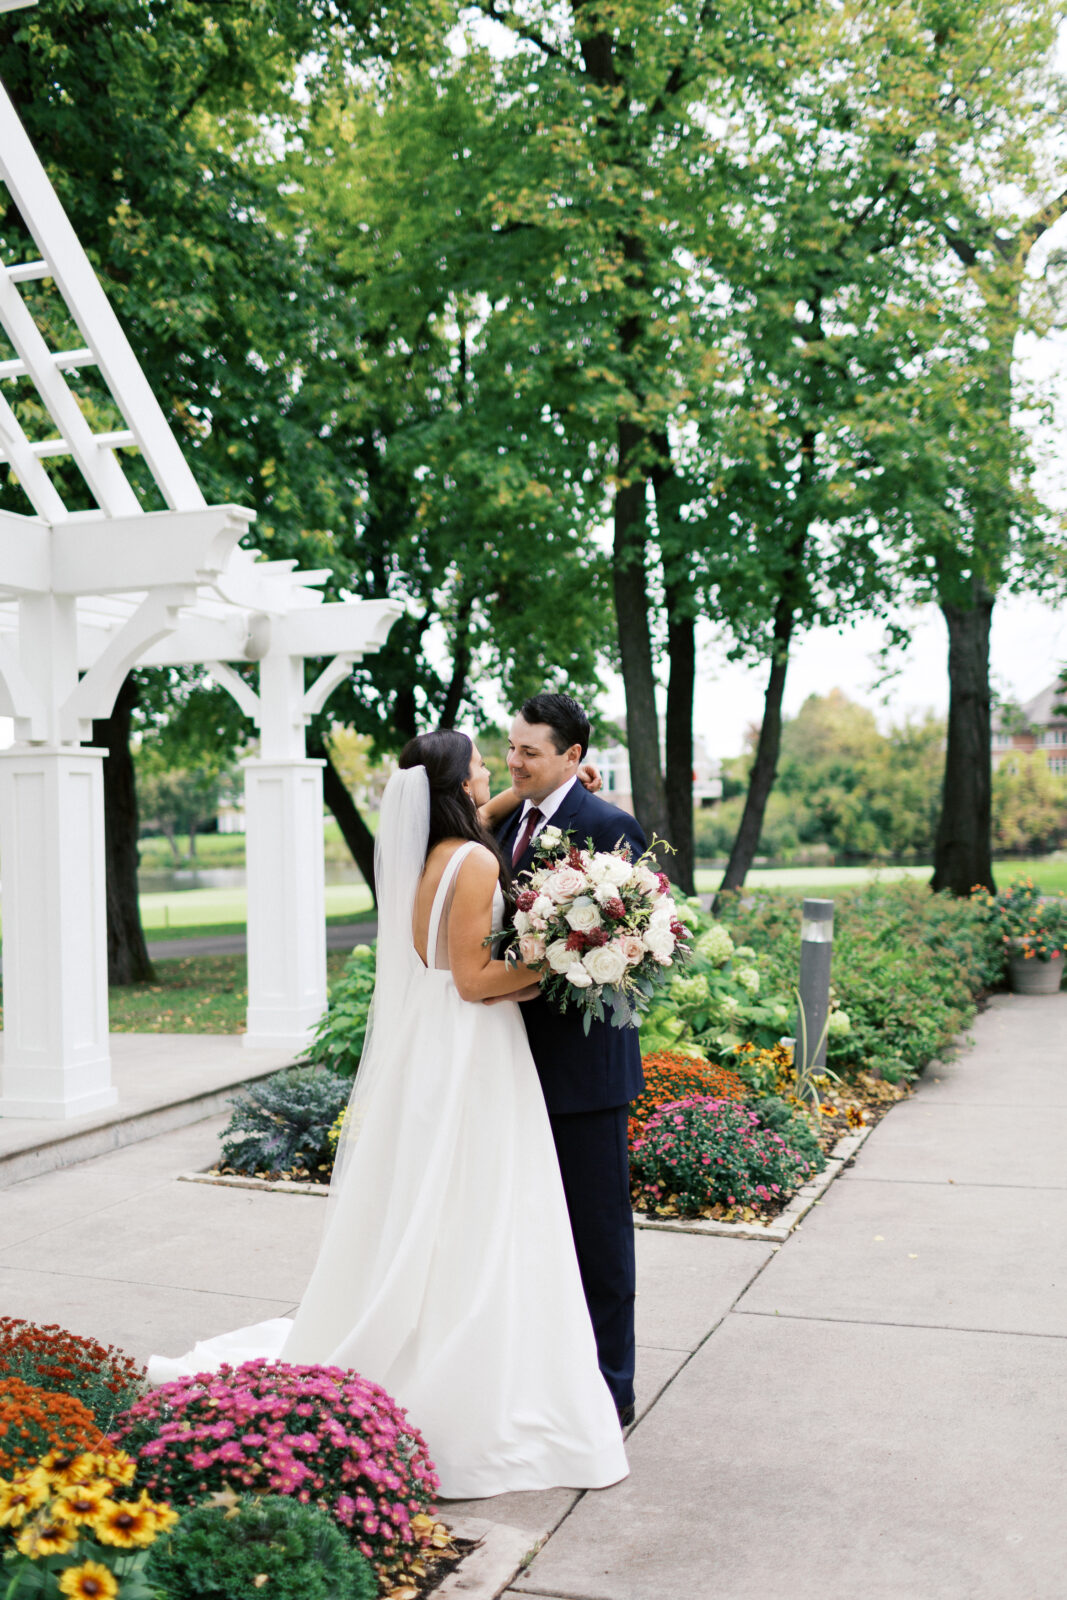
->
xmin=992 ymin=754 xmax=1067 ymax=856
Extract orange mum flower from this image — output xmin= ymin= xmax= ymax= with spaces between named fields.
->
xmin=630 ymin=1051 xmax=748 ymax=1148
xmin=58 ymin=1561 xmax=119 ymax=1600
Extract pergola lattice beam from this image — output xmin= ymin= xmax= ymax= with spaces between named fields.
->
xmin=0 ymin=75 xmax=206 ymax=517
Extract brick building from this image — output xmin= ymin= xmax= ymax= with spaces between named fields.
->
xmin=991 ymin=679 xmax=1067 ymax=775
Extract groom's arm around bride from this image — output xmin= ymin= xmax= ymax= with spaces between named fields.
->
xmin=496 ymin=692 xmax=646 ymax=1424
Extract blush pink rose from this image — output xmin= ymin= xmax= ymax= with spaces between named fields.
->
xmin=619 ymin=935 xmax=645 ymax=966
xmin=518 ymin=932 xmax=547 ymax=964
xmin=546 ymin=866 xmax=587 ymax=902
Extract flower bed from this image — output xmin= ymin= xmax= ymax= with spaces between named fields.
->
xmin=110 ymin=1359 xmax=438 ymax=1586
xmin=631 ymin=1095 xmax=821 ymax=1218
xmin=0 ymin=1319 xmax=144 ymax=1432
xmin=0 ymin=1378 xmax=104 ymax=1476
xmin=628 ymin=1051 xmax=748 ymax=1148
xmin=0 ymin=1442 xmax=176 ymax=1599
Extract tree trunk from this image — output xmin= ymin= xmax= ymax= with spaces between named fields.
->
xmin=439 ymin=599 xmax=472 ymax=729
xmin=308 ymin=731 xmax=378 ymax=905
xmin=614 ymin=419 xmax=670 ymax=844
xmin=715 ymin=593 xmax=795 ymax=905
xmin=92 ymin=674 xmax=155 ymax=985
xmin=931 ymin=589 xmax=996 ymax=895
xmin=664 ymin=591 xmax=695 ymax=894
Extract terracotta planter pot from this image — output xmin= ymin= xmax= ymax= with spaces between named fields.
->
xmin=1008 ymin=952 xmax=1064 ymax=996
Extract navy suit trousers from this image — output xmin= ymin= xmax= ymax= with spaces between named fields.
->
xmin=548 ymin=1104 xmax=636 ymax=1412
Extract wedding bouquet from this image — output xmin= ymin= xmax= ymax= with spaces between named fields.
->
xmin=500 ymin=827 xmax=692 ymax=1031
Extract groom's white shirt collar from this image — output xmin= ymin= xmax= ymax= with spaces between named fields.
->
xmin=519 ymin=775 xmax=578 ymax=832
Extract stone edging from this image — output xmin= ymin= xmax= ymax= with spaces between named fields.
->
xmin=434 ymin=1517 xmax=545 ymax=1600
xmin=178 ymin=1125 xmax=874 ymax=1244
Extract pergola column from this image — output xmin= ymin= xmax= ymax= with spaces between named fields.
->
xmin=242 ymin=756 xmax=328 ymax=1049
xmin=0 ymin=744 xmax=113 ymax=1117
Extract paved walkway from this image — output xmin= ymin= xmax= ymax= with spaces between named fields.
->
xmin=144 ymin=920 xmax=377 ymax=961
xmin=0 ymin=992 xmax=1063 ymax=1598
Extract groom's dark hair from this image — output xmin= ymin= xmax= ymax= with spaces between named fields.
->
xmin=520 ymin=693 xmax=590 ymax=760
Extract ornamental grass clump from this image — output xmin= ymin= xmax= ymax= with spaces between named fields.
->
xmin=631 ymin=1095 xmax=821 ymax=1217
xmin=628 ymin=1051 xmax=748 ymax=1150
xmin=143 ymin=1493 xmax=377 ymax=1600
xmin=110 ymin=1360 xmax=438 ymax=1583
xmin=0 ymin=1442 xmax=177 ymax=1599
xmin=0 ymin=1379 xmax=103 ymax=1476
xmin=0 ymin=1320 xmax=145 ymax=1432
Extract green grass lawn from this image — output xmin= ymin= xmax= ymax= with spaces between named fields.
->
xmin=139 ymin=882 xmax=374 ymax=935
xmin=694 ymin=857 xmax=1067 ymax=896
xmin=106 ymin=950 xmax=352 ymax=1034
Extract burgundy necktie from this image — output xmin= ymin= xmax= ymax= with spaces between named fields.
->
xmin=512 ymin=805 xmax=543 ymax=866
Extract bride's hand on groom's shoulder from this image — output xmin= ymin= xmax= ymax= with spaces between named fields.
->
xmin=578 ymin=762 xmax=602 ymax=793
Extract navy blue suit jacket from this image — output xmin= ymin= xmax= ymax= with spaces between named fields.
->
xmin=497 ymin=782 xmax=647 ymax=1115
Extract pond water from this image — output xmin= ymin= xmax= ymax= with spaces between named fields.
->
xmin=137 ymin=863 xmax=367 ymax=893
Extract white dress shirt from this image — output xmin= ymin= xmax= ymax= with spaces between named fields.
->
xmin=518 ymin=776 xmax=578 ymax=843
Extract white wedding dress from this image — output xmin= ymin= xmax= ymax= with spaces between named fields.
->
xmin=150 ymin=772 xmax=627 ymax=1499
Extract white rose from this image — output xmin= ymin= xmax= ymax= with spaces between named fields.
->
xmin=643 ymin=926 xmax=675 ymax=963
xmin=583 ymin=943 xmax=629 ymax=986
xmin=619 ymin=934 xmax=646 ymax=965
xmin=648 ymin=903 xmax=674 ymax=929
xmin=632 ymin=864 xmax=659 ymax=894
xmin=566 ymin=964 xmax=593 ymax=988
xmin=513 ymin=910 xmax=532 ymax=935
xmin=546 ymin=939 xmax=574 ymax=974
xmin=593 ymin=881 xmax=622 ymax=907
xmin=531 ymin=895 xmax=554 ymax=919
xmin=539 ymin=824 xmax=564 ymax=848
xmin=564 ymin=896 xmax=602 ymax=932
xmin=546 ymin=866 xmax=587 ymax=902
xmin=584 ymin=853 xmax=613 ymax=886
xmin=518 ymin=932 xmax=547 ymax=964
xmin=529 ymin=914 xmax=548 ymax=932
xmin=600 ymin=853 xmax=633 ymax=886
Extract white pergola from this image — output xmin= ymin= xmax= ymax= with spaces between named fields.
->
xmin=0 ymin=0 xmax=399 ymax=1117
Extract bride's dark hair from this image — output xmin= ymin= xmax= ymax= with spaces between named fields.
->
xmin=398 ymin=729 xmax=511 ymax=882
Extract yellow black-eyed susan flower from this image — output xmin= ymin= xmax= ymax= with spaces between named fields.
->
xmin=15 ymin=1514 xmax=77 ymax=1557
xmin=58 ymin=1560 xmax=119 ymax=1599
xmin=0 ymin=1472 xmax=49 ymax=1527
xmin=92 ymin=1494 xmax=158 ymax=1548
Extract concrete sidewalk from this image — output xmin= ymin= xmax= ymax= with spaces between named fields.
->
xmin=0 ymin=992 xmax=1063 ymax=1598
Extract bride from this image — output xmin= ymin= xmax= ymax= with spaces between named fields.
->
xmin=150 ymin=729 xmax=628 ymax=1498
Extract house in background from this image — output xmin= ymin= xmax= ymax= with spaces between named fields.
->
xmin=991 ymin=679 xmax=1067 ymax=775
xmin=588 ymin=735 xmax=723 ymax=814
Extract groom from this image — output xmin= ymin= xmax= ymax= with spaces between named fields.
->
xmin=496 ymin=692 xmax=646 ymax=1427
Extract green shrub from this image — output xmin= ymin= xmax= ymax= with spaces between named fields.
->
xmin=219 ymin=1066 xmax=350 ymax=1178
xmin=144 ymin=1495 xmax=378 ymax=1600
xmin=749 ymin=1095 xmax=823 ymax=1165
xmin=631 ymin=1095 xmax=822 ymax=1215
xmin=710 ymin=880 xmax=1003 ymax=1080
xmin=302 ymin=944 xmax=376 ymax=1077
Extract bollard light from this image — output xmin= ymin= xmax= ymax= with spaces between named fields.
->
xmin=796 ymin=897 xmax=834 ymax=1073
